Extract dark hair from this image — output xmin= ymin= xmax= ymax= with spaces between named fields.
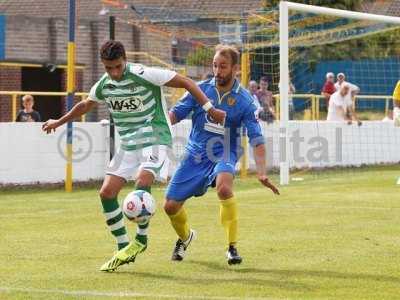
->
xmin=215 ymin=44 xmax=240 ymax=65
xmin=100 ymin=40 xmax=126 ymax=60
xmin=259 ymin=76 xmax=269 ymax=83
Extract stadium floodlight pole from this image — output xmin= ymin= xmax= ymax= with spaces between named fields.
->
xmin=279 ymin=1 xmax=290 ymax=185
xmin=109 ymin=15 xmax=115 ymax=160
xmin=65 ymin=0 xmax=76 ymax=192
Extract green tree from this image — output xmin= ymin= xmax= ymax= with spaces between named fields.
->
xmin=186 ymin=47 xmax=214 ymax=66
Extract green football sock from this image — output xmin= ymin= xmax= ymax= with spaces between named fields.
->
xmin=101 ymin=197 xmax=129 ymax=250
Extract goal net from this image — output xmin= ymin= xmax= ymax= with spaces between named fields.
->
xmin=270 ymin=2 xmax=400 ymax=184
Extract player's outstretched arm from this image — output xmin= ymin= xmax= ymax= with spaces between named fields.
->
xmin=253 ymin=144 xmax=280 ymax=195
xmin=169 ymin=111 xmax=178 ymax=125
xmin=42 ymin=99 xmax=97 ymax=134
xmin=165 ymin=73 xmax=226 ymax=124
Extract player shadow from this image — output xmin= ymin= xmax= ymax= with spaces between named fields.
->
xmin=187 ymin=260 xmax=400 ymax=284
xmin=118 ymin=262 xmax=311 ymax=292
xmin=122 ymin=270 xmax=310 ymax=291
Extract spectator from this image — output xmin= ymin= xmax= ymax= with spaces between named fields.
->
xmin=15 ymin=95 xmax=41 ymax=122
xmin=321 ymin=72 xmax=336 ymax=109
xmin=382 ymin=110 xmax=393 ymax=122
xmin=335 ymin=73 xmax=360 ymax=97
xmin=327 ymin=84 xmax=362 ymax=125
xmin=256 ymin=76 xmax=275 ymax=123
xmin=248 ymin=80 xmax=262 ymax=120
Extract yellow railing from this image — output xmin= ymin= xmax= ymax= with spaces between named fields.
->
xmin=273 ymin=94 xmax=393 ymax=120
xmin=0 ymin=91 xmax=88 ymax=122
xmin=1 ymin=91 xmax=394 ymax=122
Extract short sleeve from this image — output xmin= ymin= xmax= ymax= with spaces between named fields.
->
xmin=137 ymin=66 xmax=177 ymax=86
xmin=88 ymin=78 xmax=105 ymax=103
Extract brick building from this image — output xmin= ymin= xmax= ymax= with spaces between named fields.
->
xmin=0 ymin=0 xmax=262 ymax=122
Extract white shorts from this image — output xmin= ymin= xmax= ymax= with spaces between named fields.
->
xmin=106 ymin=145 xmax=170 ymax=182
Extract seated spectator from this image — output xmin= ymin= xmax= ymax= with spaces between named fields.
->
xmin=327 ymin=84 xmax=362 ymax=125
xmin=321 ymin=72 xmax=336 ymax=109
xmin=15 ymin=95 xmax=41 ymax=122
xmin=256 ymin=76 xmax=275 ymax=123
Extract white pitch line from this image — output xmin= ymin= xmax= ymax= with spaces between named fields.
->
xmin=0 ymin=287 xmax=289 ymax=300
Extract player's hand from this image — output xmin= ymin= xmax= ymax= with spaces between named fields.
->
xmin=258 ymin=175 xmax=280 ymax=195
xmin=207 ymin=107 xmax=226 ymax=125
xmin=347 ymin=120 xmax=352 ymax=125
xmin=42 ymin=119 xmax=60 ymax=134
xmin=357 ymin=120 xmax=362 ymax=126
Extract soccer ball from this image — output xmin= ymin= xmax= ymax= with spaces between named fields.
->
xmin=122 ymin=190 xmax=156 ymax=224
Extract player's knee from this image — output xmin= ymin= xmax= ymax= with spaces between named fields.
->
xmin=163 ymin=199 xmax=181 ymax=215
xmin=99 ymin=186 xmax=118 ymax=199
xmin=136 ymin=171 xmax=154 ymax=188
xmin=217 ymin=184 xmax=233 ymax=200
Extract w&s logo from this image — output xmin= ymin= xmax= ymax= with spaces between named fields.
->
xmin=107 ymin=96 xmax=143 ymax=112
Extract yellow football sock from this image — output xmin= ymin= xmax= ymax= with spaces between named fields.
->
xmin=169 ymin=207 xmax=190 ymax=241
xmin=220 ymin=197 xmax=238 ymax=246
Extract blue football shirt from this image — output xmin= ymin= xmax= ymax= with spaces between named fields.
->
xmin=171 ymin=78 xmax=264 ymax=161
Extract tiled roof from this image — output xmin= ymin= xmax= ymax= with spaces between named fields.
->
xmin=3 ymin=0 xmax=394 ymax=23
xmin=0 ymin=0 xmax=263 ymax=22
xmin=387 ymin=0 xmax=400 ymax=16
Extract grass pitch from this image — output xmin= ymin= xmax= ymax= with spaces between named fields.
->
xmin=0 ymin=167 xmax=399 ymax=300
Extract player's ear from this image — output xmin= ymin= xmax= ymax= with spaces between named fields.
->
xmin=233 ymin=64 xmax=240 ymax=74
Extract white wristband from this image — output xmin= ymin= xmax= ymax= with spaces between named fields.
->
xmin=202 ymin=101 xmax=213 ymax=112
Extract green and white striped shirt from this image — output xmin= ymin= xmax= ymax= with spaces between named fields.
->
xmin=89 ymin=63 xmax=176 ymax=151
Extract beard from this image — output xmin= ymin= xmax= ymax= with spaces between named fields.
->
xmin=215 ymin=73 xmax=234 ymax=87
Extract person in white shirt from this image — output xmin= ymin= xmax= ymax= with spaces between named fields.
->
xmin=335 ymin=73 xmax=360 ymax=97
xmin=327 ymin=84 xmax=362 ymax=125
xmin=382 ymin=110 xmax=393 ymax=122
